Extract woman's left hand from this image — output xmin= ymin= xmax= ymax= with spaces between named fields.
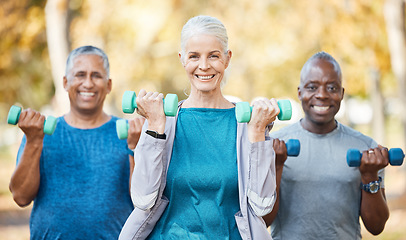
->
xmin=247 ymin=98 xmax=280 ymax=143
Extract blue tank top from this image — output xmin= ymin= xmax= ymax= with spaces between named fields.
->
xmin=147 ymin=107 xmax=242 ymax=240
xmin=17 ymin=116 xmax=134 ymax=240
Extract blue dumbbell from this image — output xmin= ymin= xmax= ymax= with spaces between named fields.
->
xmin=346 ymin=148 xmax=404 ymax=167
xmin=286 ymin=139 xmax=300 ymax=157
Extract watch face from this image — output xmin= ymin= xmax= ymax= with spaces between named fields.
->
xmin=369 ymin=182 xmax=379 ymax=193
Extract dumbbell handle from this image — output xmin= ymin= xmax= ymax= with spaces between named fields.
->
xmin=7 ymin=105 xmax=57 ymax=135
xmin=286 ymin=139 xmax=300 ymax=157
xmin=346 ymin=148 xmax=404 ymax=167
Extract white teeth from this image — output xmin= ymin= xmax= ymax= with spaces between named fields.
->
xmin=313 ymin=106 xmax=329 ymax=111
xmin=80 ymin=92 xmax=95 ymax=97
xmin=197 ymin=75 xmax=214 ymax=80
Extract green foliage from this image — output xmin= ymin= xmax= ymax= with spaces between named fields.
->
xmin=0 ymin=0 xmax=396 ymax=110
xmin=0 ymin=0 xmax=53 ymax=113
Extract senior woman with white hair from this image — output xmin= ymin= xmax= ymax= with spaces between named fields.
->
xmin=119 ymin=15 xmax=280 ymax=240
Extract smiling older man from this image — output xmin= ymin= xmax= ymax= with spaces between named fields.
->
xmin=9 ymin=45 xmax=144 ymax=239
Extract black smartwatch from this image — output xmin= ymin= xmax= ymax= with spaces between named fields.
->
xmin=146 ymin=130 xmax=166 ymax=139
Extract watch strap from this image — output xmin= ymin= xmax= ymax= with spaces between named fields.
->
xmin=146 ymin=130 xmax=166 ymax=139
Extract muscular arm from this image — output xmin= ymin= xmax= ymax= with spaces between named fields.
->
xmin=360 ymin=178 xmax=389 ymax=234
xmin=263 ymin=138 xmax=287 ymax=226
xmin=9 ymin=109 xmax=45 ymax=207
xmin=9 ymin=139 xmax=42 ymax=207
xmin=359 ymin=147 xmax=390 ymax=235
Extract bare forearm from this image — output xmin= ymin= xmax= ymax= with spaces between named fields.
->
xmin=9 ymin=141 xmax=42 ymax=207
xmin=360 ymin=189 xmax=389 ymax=235
xmin=248 ymin=128 xmax=266 ymax=143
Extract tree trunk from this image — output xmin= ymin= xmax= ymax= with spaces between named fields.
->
xmin=384 ymin=0 xmax=406 ymax=196
xmin=45 ymin=0 xmax=70 ymax=115
xmin=370 ymin=69 xmax=385 ymax=144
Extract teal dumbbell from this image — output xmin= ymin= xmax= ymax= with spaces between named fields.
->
xmin=121 ymin=91 xmax=178 ymax=116
xmin=286 ymin=139 xmax=300 ymax=157
xmin=235 ymin=100 xmax=292 ymax=123
xmin=7 ymin=105 xmax=57 ymax=135
xmin=346 ymin=148 xmax=404 ymax=167
xmin=116 ymin=119 xmax=129 ymax=140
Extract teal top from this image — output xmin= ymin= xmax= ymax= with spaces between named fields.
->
xmin=147 ymin=107 xmax=242 ymax=240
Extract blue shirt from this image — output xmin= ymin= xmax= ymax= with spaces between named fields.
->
xmin=17 ymin=116 xmax=134 ymax=240
xmin=147 ymin=107 xmax=242 ymax=240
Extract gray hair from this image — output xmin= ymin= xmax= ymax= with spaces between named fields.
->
xmin=65 ymin=45 xmax=110 ymax=79
xmin=180 ymin=15 xmax=229 ymax=62
xmin=300 ymin=51 xmax=342 ymax=85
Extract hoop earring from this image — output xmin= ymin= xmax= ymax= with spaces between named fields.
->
xmin=183 ymin=87 xmax=190 ymax=97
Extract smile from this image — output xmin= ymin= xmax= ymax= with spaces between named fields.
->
xmin=312 ymin=106 xmax=330 ymax=112
xmin=79 ymin=92 xmax=95 ymax=97
xmin=196 ymin=74 xmax=215 ymax=80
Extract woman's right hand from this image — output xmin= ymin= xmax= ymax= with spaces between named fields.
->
xmin=136 ymin=89 xmax=166 ymax=133
xmin=247 ymin=98 xmax=280 ymax=143
xmin=18 ymin=109 xmax=45 ymax=143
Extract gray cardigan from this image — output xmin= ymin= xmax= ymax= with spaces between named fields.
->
xmin=119 ymin=109 xmax=277 ymax=240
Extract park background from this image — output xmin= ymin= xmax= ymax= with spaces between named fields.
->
xmin=1 ymin=0 xmax=406 ymax=239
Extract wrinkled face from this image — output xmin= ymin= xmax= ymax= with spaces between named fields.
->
xmin=63 ymin=54 xmax=111 ymax=114
xmin=180 ymin=34 xmax=231 ymax=94
xmin=298 ymin=58 xmax=344 ymax=131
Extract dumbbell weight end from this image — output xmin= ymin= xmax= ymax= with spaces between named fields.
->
xmin=163 ymin=94 xmax=178 ymax=117
xmin=7 ymin=105 xmax=22 ymax=125
xmin=346 ymin=149 xmax=362 ymax=167
xmin=388 ymin=148 xmax=404 ymax=166
xmin=122 ymin=91 xmax=137 ymax=114
xmin=286 ymin=139 xmax=300 ymax=157
xmin=277 ymin=100 xmax=292 ymax=121
xmin=116 ymin=119 xmax=129 ymax=140
xmin=43 ymin=116 xmax=57 ymax=135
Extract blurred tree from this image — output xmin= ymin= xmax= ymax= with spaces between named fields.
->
xmin=0 ymin=0 xmax=53 ymax=116
xmin=384 ymin=0 xmax=406 ymax=150
xmin=0 ymin=0 xmax=401 ymax=148
xmin=66 ymin=0 xmax=185 ymax=115
xmin=45 ymin=0 xmax=71 ymax=115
